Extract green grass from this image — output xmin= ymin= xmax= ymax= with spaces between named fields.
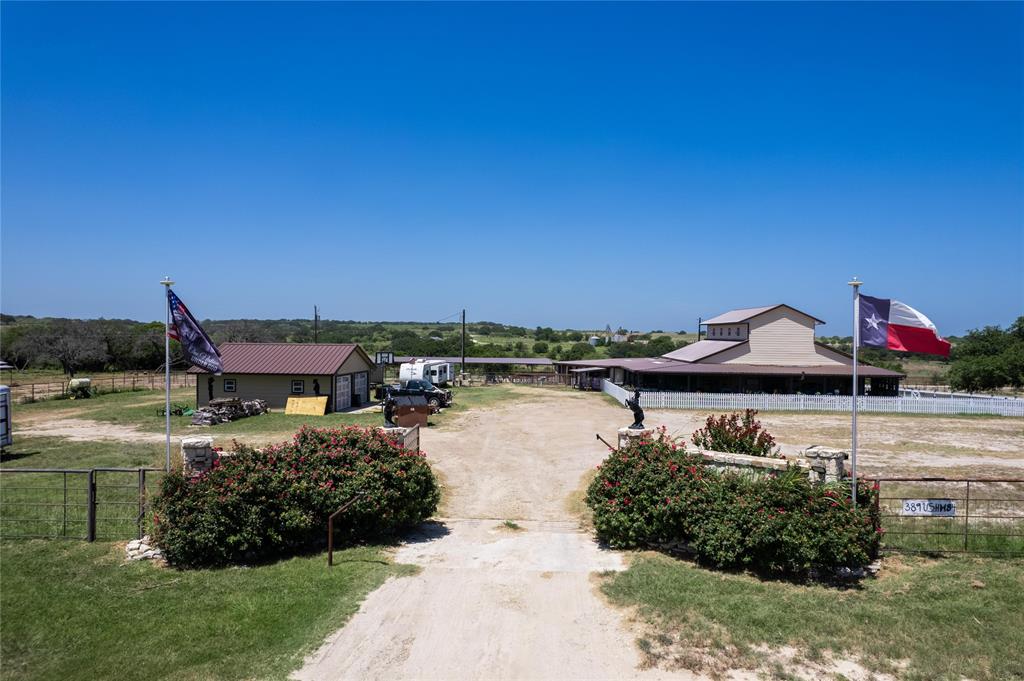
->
xmin=0 ymin=540 xmax=411 ymax=681
xmin=601 ymin=553 xmax=1024 ymax=680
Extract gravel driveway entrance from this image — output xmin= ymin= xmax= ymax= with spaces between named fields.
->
xmin=293 ymin=391 xmax=690 ymax=680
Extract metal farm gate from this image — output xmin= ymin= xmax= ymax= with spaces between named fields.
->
xmin=873 ymin=477 xmax=1024 ymax=556
xmin=0 ymin=468 xmax=163 ymax=541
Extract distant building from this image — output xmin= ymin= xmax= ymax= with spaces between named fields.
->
xmin=188 ymin=343 xmax=377 ymax=411
xmin=558 ymin=304 xmax=903 ymax=395
xmin=588 ymin=336 xmax=601 ymax=347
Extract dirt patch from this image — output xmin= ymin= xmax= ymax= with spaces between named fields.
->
xmin=644 ymin=409 xmax=1024 ymax=477
xmin=273 ymin=389 xmax=1024 ymax=680
xmin=15 ymin=418 xmax=166 ymax=443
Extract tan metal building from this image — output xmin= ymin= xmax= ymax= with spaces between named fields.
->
xmin=188 ymin=343 xmax=377 ymax=412
xmin=558 ymin=304 xmax=904 ymax=395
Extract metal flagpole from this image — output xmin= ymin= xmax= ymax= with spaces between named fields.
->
xmin=161 ymin=277 xmax=174 ymax=471
xmin=848 ymin=277 xmax=861 ymax=508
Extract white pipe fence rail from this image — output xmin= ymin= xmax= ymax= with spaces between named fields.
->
xmin=601 ymin=380 xmax=1024 ymax=417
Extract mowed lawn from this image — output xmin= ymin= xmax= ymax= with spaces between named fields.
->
xmin=0 ymin=541 xmax=412 ymax=681
xmin=601 ymin=553 xmax=1024 ymax=681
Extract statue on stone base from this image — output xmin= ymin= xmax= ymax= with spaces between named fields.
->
xmin=625 ymin=389 xmax=645 ymax=429
xmin=383 ymin=395 xmax=397 ymax=428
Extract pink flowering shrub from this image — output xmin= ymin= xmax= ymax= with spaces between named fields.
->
xmin=691 ymin=409 xmax=780 ymax=458
xmin=153 ymin=426 xmax=440 ymax=567
xmin=586 ymin=428 xmax=879 ymax=574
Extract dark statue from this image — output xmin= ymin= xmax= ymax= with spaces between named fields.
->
xmin=383 ymin=395 xmax=397 ymax=428
xmin=625 ymin=389 xmax=645 ymax=429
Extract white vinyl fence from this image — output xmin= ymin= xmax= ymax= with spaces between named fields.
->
xmin=601 ymin=380 xmax=1024 ymax=417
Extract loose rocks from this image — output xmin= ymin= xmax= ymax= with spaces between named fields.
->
xmin=125 ymin=535 xmax=163 ymax=561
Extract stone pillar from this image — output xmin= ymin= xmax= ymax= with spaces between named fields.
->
xmin=617 ymin=426 xmax=654 ymax=450
xmin=181 ymin=436 xmax=216 ymax=476
xmin=802 ymin=445 xmax=848 ymax=483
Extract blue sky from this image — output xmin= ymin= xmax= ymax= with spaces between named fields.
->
xmin=2 ymin=2 xmax=1021 ymax=335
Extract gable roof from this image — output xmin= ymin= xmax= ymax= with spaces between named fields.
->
xmin=187 ymin=343 xmax=371 ymax=375
xmin=660 ymin=339 xmax=745 ymax=363
xmin=702 ymin=304 xmax=825 ymax=326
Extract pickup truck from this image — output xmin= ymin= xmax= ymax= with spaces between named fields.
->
xmin=380 ymin=379 xmax=453 ymax=409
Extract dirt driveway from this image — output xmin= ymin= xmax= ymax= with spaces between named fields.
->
xmin=295 ymin=391 xmax=695 ymax=681
xmin=294 ymin=389 xmax=1022 ymax=680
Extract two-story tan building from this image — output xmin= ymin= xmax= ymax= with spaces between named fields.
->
xmin=188 ymin=343 xmax=377 ymax=411
xmin=557 ymin=304 xmax=903 ymax=395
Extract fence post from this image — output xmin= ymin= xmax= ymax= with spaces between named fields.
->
xmin=63 ymin=472 xmax=68 ymax=538
xmin=86 ymin=470 xmax=97 ymax=542
xmin=963 ymin=480 xmax=971 ymax=553
xmin=138 ymin=469 xmax=146 ymax=540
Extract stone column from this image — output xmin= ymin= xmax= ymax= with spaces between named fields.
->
xmin=617 ymin=426 xmax=654 ymax=450
xmin=181 ymin=436 xmax=216 ymax=476
xmin=802 ymin=445 xmax=848 ymax=483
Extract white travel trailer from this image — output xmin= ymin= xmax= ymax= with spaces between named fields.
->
xmin=399 ymin=359 xmax=453 ymax=386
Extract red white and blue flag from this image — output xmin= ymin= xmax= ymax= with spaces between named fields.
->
xmin=167 ymin=289 xmax=223 ymax=373
xmin=859 ymin=295 xmax=950 ymax=357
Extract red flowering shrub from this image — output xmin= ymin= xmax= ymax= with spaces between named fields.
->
xmin=153 ymin=426 xmax=440 ymax=568
xmin=586 ymin=429 xmax=879 ymax=574
xmin=691 ymin=409 xmax=780 ymax=457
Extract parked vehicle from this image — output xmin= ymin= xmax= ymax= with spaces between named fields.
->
xmin=382 ymin=379 xmax=453 ymax=410
xmin=399 ymin=360 xmax=453 ymax=387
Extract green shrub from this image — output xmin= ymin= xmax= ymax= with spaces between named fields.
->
xmin=691 ymin=409 xmax=779 ymax=457
xmin=153 ymin=426 xmax=440 ymax=568
xmin=586 ymin=429 xmax=879 ymax=574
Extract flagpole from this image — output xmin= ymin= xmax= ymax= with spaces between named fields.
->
xmin=848 ymin=277 xmax=861 ymax=508
xmin=161 ymin=276 xmax=174 ymax=472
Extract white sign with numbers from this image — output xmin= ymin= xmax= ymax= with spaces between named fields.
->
xmin=900 ymin=499 xmax=956 ymax=517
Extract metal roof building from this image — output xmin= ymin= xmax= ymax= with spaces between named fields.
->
xmin=557 ymin=304 xmax=903 ymax=396
xmin=188 ymin=343 xmax=377 ymax=412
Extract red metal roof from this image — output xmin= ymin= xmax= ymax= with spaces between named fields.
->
xmin=188 ymin=343 xmax=366 ymax=375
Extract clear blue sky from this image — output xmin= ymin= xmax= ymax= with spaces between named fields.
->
xmin=2 ymin=2 xmax=1021 ymax=335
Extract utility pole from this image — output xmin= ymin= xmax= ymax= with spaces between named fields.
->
xmin=460 ymin=309 xmax=466 ymax=382
xmin=314 ymin=305 xmax=319 ymax=343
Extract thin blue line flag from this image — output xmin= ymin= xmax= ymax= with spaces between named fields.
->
xmin=167 ymin=289 xmax=223 ymax=374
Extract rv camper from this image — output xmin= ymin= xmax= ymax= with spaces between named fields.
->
xmin=399 ymin=359 xmax=453 ymax=387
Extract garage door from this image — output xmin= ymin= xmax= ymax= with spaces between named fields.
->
xmin=335 ymin=374 xmax=351 ymax=411
xmin=353 ymin=372 xmax=368 ymax=407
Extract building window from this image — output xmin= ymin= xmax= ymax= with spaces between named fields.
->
xmin=223 ymin=378 xmax=236 ymax=393
xmin=291 ymin=380 xmax=305 ymax=394
xmin=727 ymin=328 xmax=732 ymax=336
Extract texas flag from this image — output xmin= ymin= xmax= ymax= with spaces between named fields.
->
xmin=859 ymin=295 xmax=951 ymax=357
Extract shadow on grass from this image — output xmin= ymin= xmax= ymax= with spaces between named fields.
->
xmin=0 ymin=449 xmax=40 ymax=463
xmin=609 ymin=544 xmax=873 ymax=590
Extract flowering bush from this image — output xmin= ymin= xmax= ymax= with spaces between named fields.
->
xmin=153 ymin=426 xmax=440 ymax=568
xmin=691 ymin=409 xmax=780 ymax=457
xmin=586 ymin=429 xmax=879 ymax=574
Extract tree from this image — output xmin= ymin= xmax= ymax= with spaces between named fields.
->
xmin=561 ymin=342 xmax=598 ymax=361
xmin=532 ymin=341 xmax=549 ymax=355
xmin=0 ymin=326 xmax=42 ymax=370
xmin=948 ymin=356 xmax=1010 ymax=392
xmin=37 ymin=320 xmax=107 ymax=376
